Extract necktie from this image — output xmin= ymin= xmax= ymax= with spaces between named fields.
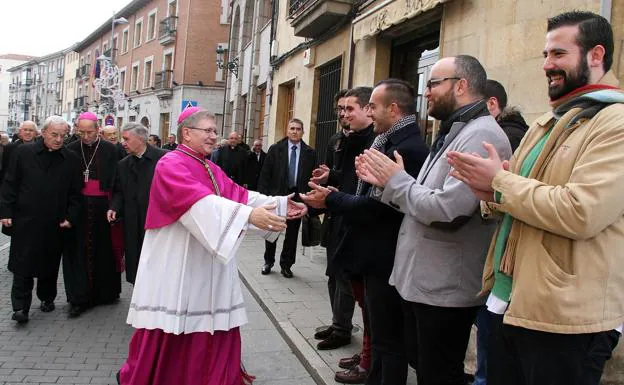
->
xmin=288 ymin=145 xmax=297 ymax=188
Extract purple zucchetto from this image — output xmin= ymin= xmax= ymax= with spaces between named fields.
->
xmin=78 ymin=111 xmax=98 ymax=122
xmin=177 ymin=107 xmax=202 ymax=124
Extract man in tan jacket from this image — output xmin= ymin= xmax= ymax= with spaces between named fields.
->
xmin=447 ymin=11 xmax=624 ymax=385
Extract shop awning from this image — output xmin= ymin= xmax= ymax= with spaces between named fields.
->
xmin=352 ymin=0 xmax=448 ymax=42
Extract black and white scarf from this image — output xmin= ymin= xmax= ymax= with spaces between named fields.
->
xmin=355 ymin=114 xmax=417 ymax=197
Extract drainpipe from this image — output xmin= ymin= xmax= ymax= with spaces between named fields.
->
xmin=600 ymin=0 xmax=612 ymax=21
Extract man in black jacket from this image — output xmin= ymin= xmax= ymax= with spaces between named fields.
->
xmin=108 ymin=123 xmax=168 ymax=284
xmin=302 ymin=79 xmax=429 ymax=385
xmin=0 ymin=121 xmax=38 ymax=185
xmin=0 ymin=116 xmax=82 ymax=324
xmin=485 ymin=79 xmax=528 ymax=151
xmin=243 ymin=139 xmax=266 ymax=190
xmin=257 ymin=118 xmax=317 ymax=278
xmin=215 ymin=131 xmax=247 ymax=184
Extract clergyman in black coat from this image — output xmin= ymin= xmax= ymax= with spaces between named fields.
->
xmin=0 ymin=117 xmax=82 ymax=323
xmin=109 ymin=123 xmax=168 ymax=284
xmin=214 ymin=132 xmax=247 ymax=185
xmin=0 ymin=121 xmax=38 ymax=186
xmin=257 ymin=119 xmax=317 ymax=278
xmin=243 ymin=139 xmax=266 ymax=190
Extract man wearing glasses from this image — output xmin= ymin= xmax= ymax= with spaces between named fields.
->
xmin=355 ymin=56 xmax=512 ymax=385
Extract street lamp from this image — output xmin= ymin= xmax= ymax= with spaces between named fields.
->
xmin=216 ymin=45 xmax=239 ymax=78
xmin=104 ymin=12 xmax=128 ymax=63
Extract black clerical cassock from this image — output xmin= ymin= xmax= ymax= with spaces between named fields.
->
xmin=64 ymin=138 xmax=123 ymax=315
xmin=110 ymin=145 xmax=168 ymax=284
xmin=0 ymin=140 xmax=83 ymax=315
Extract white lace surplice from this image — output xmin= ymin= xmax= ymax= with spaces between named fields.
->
xmin=127 ymin=192 xmax=286 ymax=334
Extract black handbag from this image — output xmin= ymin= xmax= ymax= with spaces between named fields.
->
xmin=301 ymin=213 xmax=322 ymax=247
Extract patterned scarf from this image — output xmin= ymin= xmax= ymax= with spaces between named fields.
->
xmin=355 ymin=114 xmax=417 ymax=197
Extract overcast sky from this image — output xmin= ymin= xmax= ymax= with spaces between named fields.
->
xmin=1 ymin=0 xmax=133 ymax=57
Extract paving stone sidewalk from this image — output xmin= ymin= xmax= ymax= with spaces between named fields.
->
xmin=237 ymin=233 xmax=428 ymax=385
xmin=0 ymin=233 xmax=314 ymax=385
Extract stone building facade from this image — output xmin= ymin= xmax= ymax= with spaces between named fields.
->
xmin=73 ymin=0 xmax=229 ymax=138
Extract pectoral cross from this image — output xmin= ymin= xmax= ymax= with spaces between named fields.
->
xmin=83 ymin=169 xmax=90 ymax=183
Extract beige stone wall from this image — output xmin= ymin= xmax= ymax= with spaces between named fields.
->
xmin=266 ymin=26 xmax=350 ymax=146
xmin=441 ymin=0 xmax=602 ymax=123
xmin=351 ymin=35 xmax=392 ymax=87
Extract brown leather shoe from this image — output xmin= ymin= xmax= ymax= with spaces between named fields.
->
xmin=338 ymin=353 xmax=361 ymax=369
xmin=335 ymin=366 xmax=367 ymax=384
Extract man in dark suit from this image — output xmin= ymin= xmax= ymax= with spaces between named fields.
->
xmin=0 ymin=121 xmax=38 ymax=185
xmin=162 ymin=134 xmax=178 ymax=151
xmin=302 ymin=79 xmax=429 ymax=384
xmin=215 ymin=131 xmax=247 ymax=184
xmin=108 ymin=123 xmax=168 ymax=284
xmin=244 ymin=139 xmax=266 ymax=190
xmin=258 ymin=118 xmax=317 ymax=278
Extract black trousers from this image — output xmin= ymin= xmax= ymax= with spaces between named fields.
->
xmin=264 ymin=217 xmax=301 ymax=269
xmin=488 ymin=312 xmax=621 ymax=385
xmin=11 ymin=273 xmax=58 ymax=312
xmin=328 ymin=271 xmax=355 ymax=338
xmin=365 ymin=274 xmax=408 ymax=385
xmin=402 ymin=301 xmax=478 ymax=385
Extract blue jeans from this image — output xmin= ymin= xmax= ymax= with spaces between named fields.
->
xmin=473 ymin=306 xmax=490 ymax=385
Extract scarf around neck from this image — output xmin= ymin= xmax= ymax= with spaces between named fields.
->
xmin=430 ymin=100 xmax=489 ymax=158
xmin=355 ymin=115 xmax=416 ymax=196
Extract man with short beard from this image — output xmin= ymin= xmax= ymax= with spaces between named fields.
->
xmin=447 ymin=11 xmax=624 ymax=385
xmin=356 ymin=57 xmax=512 ymax=385
xmin=303 ymin=79 xmax=429 ymax=385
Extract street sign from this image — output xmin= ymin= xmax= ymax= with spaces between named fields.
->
xmin=181 ymin=100 xmax=198 ymax=111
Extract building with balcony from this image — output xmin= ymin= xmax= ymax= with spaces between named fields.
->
xmin=263 ymin=0 xmax=624 ymax=380
xmin=222 ymin=0 xmax=273 ymax=145
xmin=62 ymin=48 xmax=80 ymax=124
xmin=266 ymin=0 xmax=624 ymax=161
xmin=31 ymin=49 xmax=68 ymax=125
xmin=7 ymin=61 xmax=38 ymax=131
xmin=0 ymin=54 xmax=35 ymax=133
xmin=73 ymin=0 xmax=230 ymax=139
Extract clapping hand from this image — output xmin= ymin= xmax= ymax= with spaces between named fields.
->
xmin=355 ymin=149 xmax=404 ymax=187
xmin=447 ymin=142 xmax=507 ymax=201
xmin=310 ymin=164 xmax=330 ymax=184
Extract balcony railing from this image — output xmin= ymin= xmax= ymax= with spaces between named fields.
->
xmin=57 ymin=68 xmax=64 ymax=78
xmin=288 ymin=0 xmax=354 ymax=38
xmin=159 ymin=16 xmax=178 ymax=45
xmin=22 ymin=97 xmax=31 ymax=106
xmin=76 ymin=64 xmax=91 ymax=80
xmin=154 ymin=70 xmax=174 ymax=99
xmin=103 ymin=48 xmax=118 ymax=62
xmin=74 ymin=96 xmax=88 ymax=110
xmin=22 ymin=78 xmax=33 ymax=87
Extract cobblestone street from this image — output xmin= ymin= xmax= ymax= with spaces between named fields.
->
xmin=0 ymin=233 xmax=314 ymax=385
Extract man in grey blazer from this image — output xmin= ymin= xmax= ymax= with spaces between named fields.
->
xmin=357 ymin=55 xmax=512 ymax=385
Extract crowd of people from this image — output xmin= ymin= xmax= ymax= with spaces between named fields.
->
xmin=1 ymin=9 xmax=623 ymax=385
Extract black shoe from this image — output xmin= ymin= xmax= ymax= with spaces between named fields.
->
xmin=280 ymin=267 xmax=294 ymax=278
xmin=68 ymin=304 xmax=85 ymax=318
xmin=40 ymin=301 xmax=55 ymax=313
xmin=317 ymin=333 xmax=351 ymax=350
xmin=11 ymin=310 xmax=29 ymax=324
xmin=314 ymin=326 xmax=334 ymax=340
xmin=261 ymin=264 xmax=273 ymax=275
